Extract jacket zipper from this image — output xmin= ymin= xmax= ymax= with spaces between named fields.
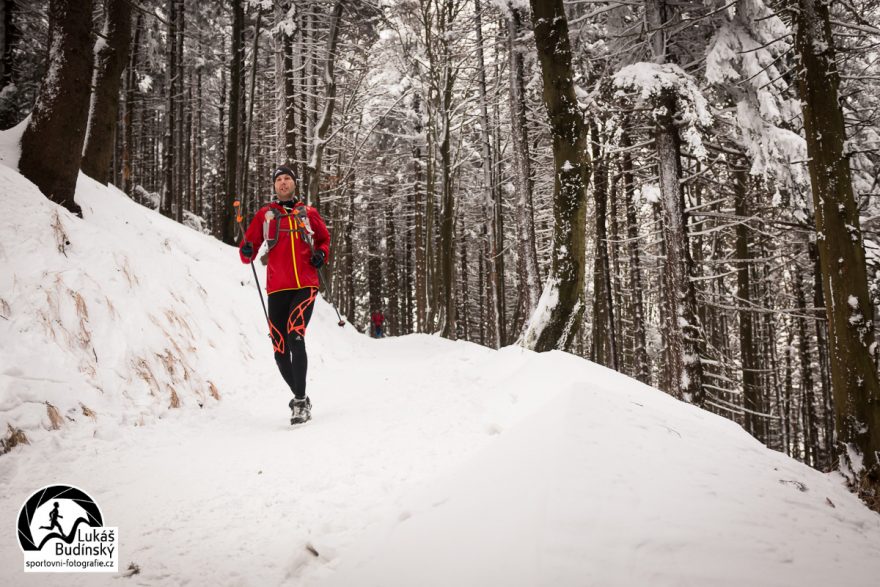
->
xmin=289 ymin=215 xmax=302 ymax=288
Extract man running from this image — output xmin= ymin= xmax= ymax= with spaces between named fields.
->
xmin=239 ymin=166 xmax=330 ymax=424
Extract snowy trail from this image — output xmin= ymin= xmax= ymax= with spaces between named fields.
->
xmin=0 ymin=328 xmax=557 ymax=586
xmin=5 ymin=331 xmax=880 ymax=587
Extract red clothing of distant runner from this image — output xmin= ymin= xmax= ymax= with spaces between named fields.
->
xmin=239 ymin=200 xmax=330 ymax=293
xmin=371 ymin=311 xmax=385 ymax=328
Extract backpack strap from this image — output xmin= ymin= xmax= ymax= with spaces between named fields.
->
xmin=292 ymin=205 xmax=315 ymax=252
xmin=262 ymin=205 xmax=283 ymax=251
xmin=260 ymin=201 xmax=315 ymax=255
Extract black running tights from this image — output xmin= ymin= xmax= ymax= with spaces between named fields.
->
xmin=267 ymin=287 xmax=317 ymax=399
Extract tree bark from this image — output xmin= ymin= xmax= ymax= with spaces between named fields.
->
xmin=413 ymin=91 xmax=427 ymax=332
xmin=647 ymin=0 xmax=704 ymax=404
xmin=174 ymin=0 xmax=185 ymax=222
xmin=508 ymin=4 xmax=540 ymax=340
xmin=273 ymin=0 xmax=286 ymax=159
xmin=344 ymin=181 xmax=356 ymax=322
xmin=307 ymin=1 xmax=343 ymax=203
xmin=654 ymin=91 xmax=704 ymax=404
xmin=368 ymin=212 xmax=384 ymax=325
xmin=159 ymin=0 xmax=176 ymax=218
xmin=242 ymin=9 xmax=262 ymax=206
xmin=733 ymin=164 xmax=762 ymax=439
xmin=221 ymin=0 xmax=244 ymax=244
xmin=621 ymin=130 xmax=650 ymax=383
xmin=283 ymin=31 xmax=296 ymax=164
xmin=0 ymin=0 xmax=19 ymax=129
xmin=0 ymin=0 xmax=11 ymax=88
xmin=437 ymin=0 xmax=457 ymax=340
xmin=590 ymin=122 xmax=618 ymax=368
xmin=19 ymin=0 xmax=94 ymax=217
xmin=386 ymin=189 xmax=399 ymax=336
xmin=474 ymin=0 xmax=504 ymax=348
xmin=796 ymin=0 xmax=880 ymax=505
xmin=121 ymin=14 xmax=142 ymax=195
xmin=810 ymin=242 xmax=834 ymax=469
xmin=521 ymin=0 xmax=590 ymax=352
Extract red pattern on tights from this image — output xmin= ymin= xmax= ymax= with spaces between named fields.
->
xmin=287 ymin=288 xmax=318 ymax=337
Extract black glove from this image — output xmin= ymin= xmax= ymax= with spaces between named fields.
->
xmin=310 ymin=250 xmax=325 ymax=268
xmin=241 ymin=242 xmax=254 ymax=260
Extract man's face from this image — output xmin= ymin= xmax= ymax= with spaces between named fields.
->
xmin=274 ymin=173 xmax=296 ymax=200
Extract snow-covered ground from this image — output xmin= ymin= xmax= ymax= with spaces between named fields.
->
xmin=1 ymin=126 xmax=879 ymax=586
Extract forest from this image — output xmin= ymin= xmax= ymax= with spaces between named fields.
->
xmin=2 ymin=0 xmax=879 ymax=510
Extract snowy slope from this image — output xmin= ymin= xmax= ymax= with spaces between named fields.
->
xmin=1 ymin=127 xmax=879 ymax=586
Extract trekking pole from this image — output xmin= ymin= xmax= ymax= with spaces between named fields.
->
xmin=233 ymin=201 xmax=271 ymax=330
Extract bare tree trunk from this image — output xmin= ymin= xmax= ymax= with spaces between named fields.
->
xmin=783 ymin=330 xmax=794 ymax=456
xmin=344 ymin=182 xmax=355 ymax=322
xmin=221 ymin=0 xmax=244 ymax=244
xmin=413 ymin=92 xmax=427 ymax=332
xmin=733 ymin=164 xmax=762 ymax=439
xmin=810 ymin=242 xmax=834 ymax=469
xmin=508 ymin=4 xmax=540 ymax=339
xmin=19 ymin=0 xmax=94 ymax=217
xmin=647 ymin=0 xmax=704 ymax=404
xmin=796 ymin=0 xmax=880 ymax=505
xmin=521 ymin=0 xmax=590 ymax=352
xmin=479 ymin=215 xmax=488 ymax=345
xmin=460 ymin=239 xmax=470 ymax=339
xmin=404 ymin=189 xmax=414 ymax=334
xmin=174 ymin=0 xmax=184 ymax=221
xmin=386 ymin=190 xmax=400 ymax=336
xmin=425 ymin=104 xmax=437 ymax=330
xmin=621 ymin=130 xmax=650 ymax=383
xmin=654 ymin=91 xmax=704 ymax=404
xmin=214 ymin=34 xmax=227 ymax=236
xmin=436 ymin=0 xmax=457 ymax=340
xmin=242 ymin=9 xmax=262 ymax=204
xmin=297 ymin=9 xmax=308 ymax=182
xmin=0 ymin=0 xmax=20 ymax=129
xmin=792 ymin=260 xmax=818 ymax=465
xmin=590 ymin=122 xmax=618 ymax=368
xmin=160 ymin=0 xmax=176 ymax=218
xmin=121 ymin=14 xmax=142 ymax=195
xmin=283 ymin=30 xmax=296 ymax=163
xmin=307 ymin=1 xmax=343 ymax=203
xmin=0 ymin=0 xmax=11 ymax=89
xmin=273 ymin=0 xmax=286 ymax=159
xmin=195 ymin=34 xmax=204 ymax=215
xmin=474 ymin=0 xmax=503 ymax=347
xmin=187 ymin=82 xmax=195 ymax=212
xmin=368 ymin=213 xmax=384 ymax=324
xmin=82 ymin=0 xmax=132 ymax=184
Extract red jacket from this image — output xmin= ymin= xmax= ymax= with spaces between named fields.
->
xmin=239 ymin=200 xmax=330 ymax=294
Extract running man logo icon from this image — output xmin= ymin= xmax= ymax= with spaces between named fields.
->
xmin=38 ymin=502 xmax=64 ymax=534
xmin=18 ymin=485 xmax=118 ymax=573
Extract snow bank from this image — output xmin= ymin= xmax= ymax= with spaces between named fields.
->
xmin=324 ymin=352 xmax=880 ymax=587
